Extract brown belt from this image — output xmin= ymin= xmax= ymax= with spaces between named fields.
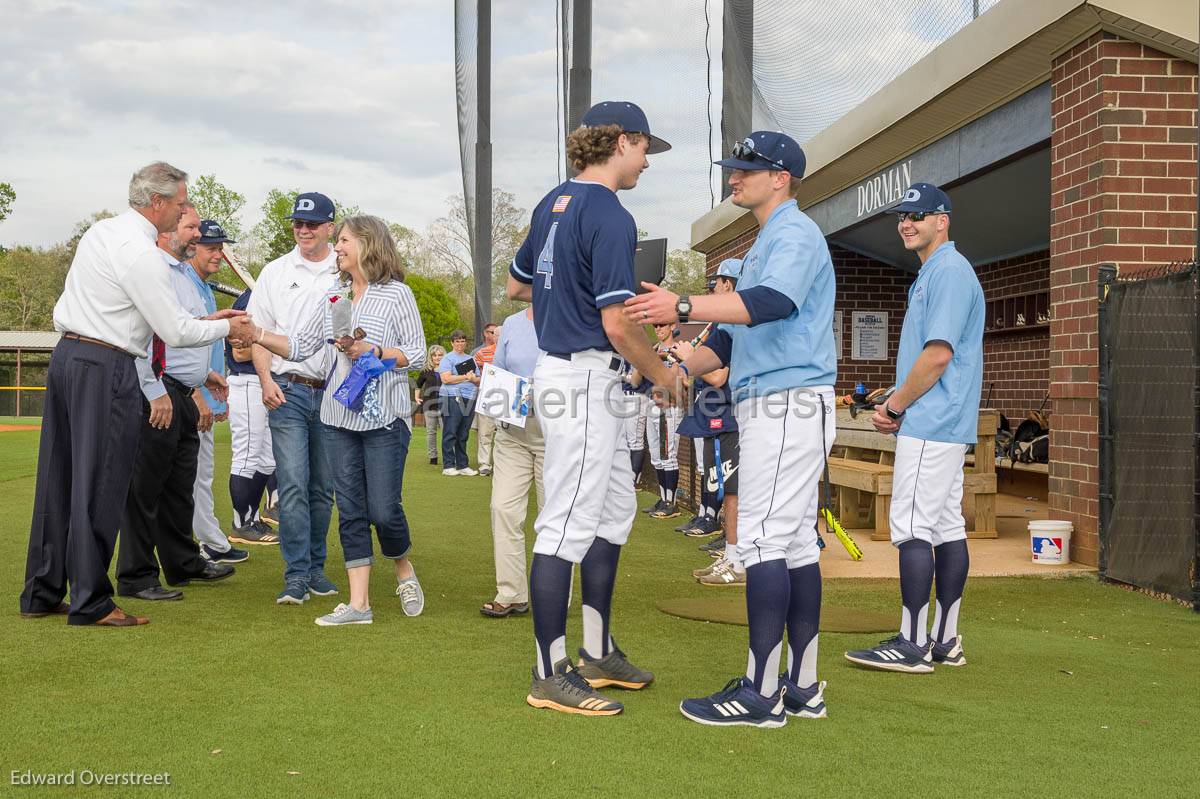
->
xmin=62 ymin=332 xmax=127 ymax=354
xmin=281 ymin=373 xmax=326 ymax=390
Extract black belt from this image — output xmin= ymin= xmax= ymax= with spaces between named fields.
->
xmin=547 ymin=352 xmax=624 ymax=372
xmin=162 ymin=374 xmax=195 ymax=397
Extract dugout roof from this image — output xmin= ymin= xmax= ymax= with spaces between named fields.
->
xmin=691 ymin=0 xmax=1198 ymax=271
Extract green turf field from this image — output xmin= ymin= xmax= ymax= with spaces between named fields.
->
xmin=1 ymin=424 xmax=1196 ymax=798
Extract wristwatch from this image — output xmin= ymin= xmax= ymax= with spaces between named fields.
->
xmin=884 ymin=402 xmax=905 ymax=421
xmin=676 ymin=294 xmax=692 ymax=324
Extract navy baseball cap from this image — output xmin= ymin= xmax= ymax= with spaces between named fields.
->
xmin=287 ymin=192 xmax=336 ymax=222
xmin=891 ymin=182 xmax=952 ymax=214
xmin=197 ymin=220 xmax=235 ymax=245
xmin=582 ymin=101 xmax=672 ymax=154
xmin=715 ymin=131 xmax=806 ymax=178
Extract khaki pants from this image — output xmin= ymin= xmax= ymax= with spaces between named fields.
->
xmin=490 ymin=416 xmax=544 ymax=604
xmin=477 ymin=414 xmax=497 ymax=471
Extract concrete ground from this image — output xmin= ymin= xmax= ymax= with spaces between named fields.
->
xmin=820 ymin=491 xmax=1096 ymax=579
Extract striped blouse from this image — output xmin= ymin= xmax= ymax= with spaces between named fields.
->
xmin=289 ymin=279 xmax=427 ymax=431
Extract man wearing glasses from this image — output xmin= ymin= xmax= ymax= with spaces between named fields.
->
xmin=845 ymin=183 xmax=983 ymax=673
xmin=248 ymin=192 xmax=341 ymax=605
xmin=626 ymin=131 xmax=836 ymax=728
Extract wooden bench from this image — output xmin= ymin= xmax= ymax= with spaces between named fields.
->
xmin=827 ymin=408 xmax=999 ymax=540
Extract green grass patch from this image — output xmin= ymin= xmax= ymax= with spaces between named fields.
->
xmin=1 ymin=424 xmax=1196 ymax=797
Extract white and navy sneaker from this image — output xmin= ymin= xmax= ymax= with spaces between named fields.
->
xmin=931 ymin=635 xmax=967 ymax=666
xmin=777 ymin=676 xmax=827 ymax=718
xmin=844 ymin=634 xmax=935 ymax=673
xmin=679 ymin=677 xmax=787 ymax=728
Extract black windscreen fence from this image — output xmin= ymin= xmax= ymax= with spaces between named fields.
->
xmin=1098 ymin=262 xmax=1199 ymax=610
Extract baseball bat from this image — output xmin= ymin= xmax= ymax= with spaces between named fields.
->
xmin=206 ymin=280 xmax=243 ymax=298
xmin=221 ymin=251 xmax=256 ymax=289
xmin=820 ymin=507 xmax=864 ymax=561
xmin=664 ymin=322 xmax=715 ymax=366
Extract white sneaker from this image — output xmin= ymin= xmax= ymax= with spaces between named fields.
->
xmin=698 ymin=558 xmax=746 ymax=586
xmin=458 ymin=467 xmax=479 ymax=476
xmin=314 ymin=602 xmax=373 ymax=626
xmin=442 ymin=468 xmax=460 ymax=476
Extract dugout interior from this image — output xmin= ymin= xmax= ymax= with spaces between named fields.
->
xmin=686 ymin=0 xmax=1197 ymax=566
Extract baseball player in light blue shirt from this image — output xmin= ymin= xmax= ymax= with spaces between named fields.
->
xmin=845 ymin=182 xmax=984 ymax=674
xmin=628 ymin=130 xmax=836 ymax=728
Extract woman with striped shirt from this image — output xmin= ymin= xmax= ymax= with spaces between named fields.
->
xmin=256 ymin=215 xmax=427 ymax=625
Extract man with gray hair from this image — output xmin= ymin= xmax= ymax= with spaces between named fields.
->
xmin=19 ymin=162 xmax=255 ymax=627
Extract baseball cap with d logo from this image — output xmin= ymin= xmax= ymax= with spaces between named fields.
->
xmin=891 ymin=182 xmax=952 ymax=215
xmin=287 ymin=192 xmax=336 ymax=223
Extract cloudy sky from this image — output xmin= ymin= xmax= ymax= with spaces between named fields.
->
xmin=0 ymin=0 xmax=995 ymax=251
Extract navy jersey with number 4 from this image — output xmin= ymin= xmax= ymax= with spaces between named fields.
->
xmin=509 ymin=179 xmax=637 ymax=354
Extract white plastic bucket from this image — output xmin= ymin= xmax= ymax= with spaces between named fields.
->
xmin=1029 ymin=520 xmax=1073 ymax=564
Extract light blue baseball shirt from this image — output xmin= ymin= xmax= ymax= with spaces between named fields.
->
xmin=894 ymin=241 xmax=984 ymax=444
xmin=726 ymin=199 xmax=837 ymax=403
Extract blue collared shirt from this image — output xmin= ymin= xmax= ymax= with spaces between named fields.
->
xmin=439 ymin=350 xmax=478 ymax=400
xmin=135 ymin=252 xmax=217 ymax=400
xmin=725 ymin=200 xmax=837 ymax=402
xmin=186 ymin=266 xmax=227 ymax=415
xmin=894 ymin=241 xmax=984 ymax=444
xmin=493 ymin=309 xmax=543 ymax=380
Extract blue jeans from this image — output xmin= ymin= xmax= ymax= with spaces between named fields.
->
xmin=268 ymin=377 xmax=334 ymax=585
xmin=324 ymin=422 xmax=413 ymax=567
xmin=441 ymin=396 xmax=474 ymax=470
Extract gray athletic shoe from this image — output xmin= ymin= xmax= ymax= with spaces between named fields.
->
xmin=229 ymin=522 xmax=279 ymax=546
xmin=576 ymin=645 xmax=654 ymax=690
xmin=395 ymin=574 xmax=425 ymax=617
xmin=527 ymin=658 xmax=624 ymax=716
xmin=315 ymin=602 xmax=373 ymax=627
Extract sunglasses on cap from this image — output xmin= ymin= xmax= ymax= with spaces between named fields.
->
xmin=895 ymin=211 xmax=945 ymax=223
xmin=731 ymin=137 xmax=785 ymax=170
xmin=292 ymin=219 xmax=328 ymax=230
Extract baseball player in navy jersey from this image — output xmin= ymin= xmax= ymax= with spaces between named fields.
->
xmin=844 ymin=183 xmax=983 ymax=673
xmin=633 ymin=323 xmax=682 ymax=518
xmin=507 ymin=100 xmax=681 ymax=716
xmin=225 ymin=287 xmax=280 ymax=546
xmin=628 ymin=131 xmax=836 ymax=727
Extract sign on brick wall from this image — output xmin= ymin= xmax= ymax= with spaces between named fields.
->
xmin=851 ymin=311 xmax=888 ymax=360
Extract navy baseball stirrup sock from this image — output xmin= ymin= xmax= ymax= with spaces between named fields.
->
xmin=655 ymin=469 xmax=666 ymax=502
xmin=264 ymin=472 xmax=279 ymax=507
xmin=932 ymin=539 xmax=969 ymax=644
xmin=229 ymin=475 xmax=259 ymax=528
xmin=898 ymin=540 xmax=934 ymax=647
xmin=530 ymin=554 xmax=573 ymax=678
xmin=786 ymin=563 xmax=821 ymax=688
xmin=663 ymin=469 xmax=678 ymax=505
xmin=630 ymin=449 xmax=645 ymax=479
xmin=580 ymin=538 xmax=622 ymax=659
xmin=745 ymin=560 xmax=790 ymax=697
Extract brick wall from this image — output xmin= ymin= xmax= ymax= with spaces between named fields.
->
xmin=1049 ymin=32 xmax=1198 ymax=565
xmin=704 ymin=238 xmax=1050 ymax=421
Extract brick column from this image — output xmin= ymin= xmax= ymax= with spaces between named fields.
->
xmin=1049 ymin=32 xmax=1198 ymax=565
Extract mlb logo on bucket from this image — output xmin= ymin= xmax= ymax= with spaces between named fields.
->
xmin=1032 ymin=536 xmax=1062 ymax=558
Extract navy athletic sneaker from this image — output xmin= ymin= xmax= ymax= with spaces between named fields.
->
xmin=679 ymin=677 xmax=787 ymax=728
xmin=844 ymin=634 xmax=934 ymax=673
xmin=675 ymin=515 xmax=702 ymax=533
xmin=777 ymin=675 xmax=827 ymax=718
xmin=931 ymin=635 xmax=967 ymax=666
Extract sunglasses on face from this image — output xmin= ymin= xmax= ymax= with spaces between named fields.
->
xmin=292 ymin=220 xmax=327 ymax=230
xmin=895 ymin=211 xmax=941 ymax=223
xmin=731 ymin=137 xmax=785 ymax=170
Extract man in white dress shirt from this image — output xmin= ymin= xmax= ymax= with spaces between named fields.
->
xmin=19 ymin=162 xmax=254 ymax=627
xmin=116 ymin=207 xmax=238 ymax=602
xmin=248 ymin=192 xmax=341 ymax=605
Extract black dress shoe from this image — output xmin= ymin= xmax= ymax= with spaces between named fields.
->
xmin=120 ymin=586 xmax=183 ymax=601
xmin=171 ymin=561 xmax=235 ymax=585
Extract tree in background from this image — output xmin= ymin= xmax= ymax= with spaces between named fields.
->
xmin=0 ymin=182 xmax=15 ymax=225
xmin=664 ymin=247 xmax=708 ymax=296
xmin=405 ymin=273 xmax=464 ymax=349
xmin=0 ymin=245 xmax=70 ymax=330
xmin=420 ymin=189 xmax=528 ymax=334
xmin=188 ymin=175 xmax=246 ymax=239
